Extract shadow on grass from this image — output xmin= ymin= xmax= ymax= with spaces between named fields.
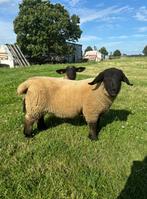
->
xmin=45 ymin=115 xmax=86 ymax=128
xmin=31 ymin=115 xmax=86 ymax=137
xmin=117 ymin=157 xmax=147 ymax=199
xmin=100 ymin=109 xmax=132 ymax=129
xmin=32 ymin=109 xmax=131 ymax=137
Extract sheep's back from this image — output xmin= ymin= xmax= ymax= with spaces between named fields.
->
xmin=46 ymin=78 xmax=92 ymax=118
xmin=24 ymin=77 xmax=94 ymax=118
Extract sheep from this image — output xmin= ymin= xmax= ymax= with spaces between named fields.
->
xmin=17 ymin=68 xmax=133 ymax=140
xmin=56 ymin=66 xmax=85 ymax=80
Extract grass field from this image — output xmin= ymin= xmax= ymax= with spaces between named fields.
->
xmin=0 ymin=57 xmax=147 ymax=199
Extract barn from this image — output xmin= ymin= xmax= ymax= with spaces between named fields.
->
xmin=48 ymin=43 xmax=83 ymax=63
xmin=65 ymin=42 xmax=82 ymax=63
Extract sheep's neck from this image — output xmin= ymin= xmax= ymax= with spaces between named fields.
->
xmin=94 ymin=83 xmax=114 ymax=109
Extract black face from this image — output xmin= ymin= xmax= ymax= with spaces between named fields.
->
xmin=89 ymin=68 xmax=133 ymax=97
xmin=103 ymin=73 xmax=122 ymax=96
xmin=56 ymin=66 xmax=86 ymax=80
xmin=66 ymin=66 xmax=77 ymax=80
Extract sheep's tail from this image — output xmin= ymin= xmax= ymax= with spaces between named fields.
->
xmin=17 ymin=80 xmax=30 ymax=95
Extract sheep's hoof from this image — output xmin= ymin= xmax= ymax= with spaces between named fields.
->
xmin=24 ymin=133 xmax=33 ymax=138
xmin=88 ymin=134 xmax=98 ymax=141
xmin=23 ymin=130 xmax=33 ymax=138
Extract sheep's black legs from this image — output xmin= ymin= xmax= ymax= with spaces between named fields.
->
xmin=97 ymin=116 xmax=102 ymax=134
xmin=24 ymin=118 xmax=34 ymax=137
xmin=37 ymin=116 xmax=46 ymax=130
xmin=88 ymin=122 xmax=98 ymax=140
xmin=88 ymin=117 xmax=101 ymax=140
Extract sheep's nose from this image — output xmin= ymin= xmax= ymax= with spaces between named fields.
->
xmin=110 ymin=88 xmax=118 ymax=96
xmin=112 ymin=88 xmax=117 ymax=92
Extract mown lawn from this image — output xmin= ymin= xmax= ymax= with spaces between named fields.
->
xmin=0 ymin=57 xmax=147 ymax=199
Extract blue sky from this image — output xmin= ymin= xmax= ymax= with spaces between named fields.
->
xmin=0 ymin=0 xmax=147 ymax=54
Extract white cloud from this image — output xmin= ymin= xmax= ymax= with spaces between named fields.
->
xmin=133 ymin=34 xmax=147 ymax=38
xmin=75 ymin=6 xmax=130 ymax=24
xmin=110 ymin=35 xmax=128 ymax=39
xmin=79 ymin=35 xmax=102 ymax=42
xmin=71 ymin=0 xmax=79 ymax=6
xmin=0 ymin=0 xmax=10 ymax=4
xmin=109 ymin=34 xmax=147 ymax=41
xmin=135 ymin=6 xmax=147 ymax=21
xmin=96 ymin=40 xmax=145 ymax=55
xmin=0 ymin=0 xmax=21 ymax=15
xmin=99 ymin=41 xmax=122 ymax=48
xmin=95 ymin=41 xmax=124 ymax=53
xmin=63 ymin=0 xmax=80 ymax=7
xmin=138 ymin=27 xmax=147 ymax=33
xmin=0 ymin=0 xmax=21 ymax=5
xmin=0 ymin=21 xmax=16 ymax=44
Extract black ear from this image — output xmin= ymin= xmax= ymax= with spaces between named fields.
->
xmin=88 ymin=71 xmax=104 ymax=85
xmin=56 ymin=69 xmax=66 ymax=74
xmin=76 ymin=67 xmax=86 ymax=72
xmin=121 ymin=72 xmax=133 ymax=86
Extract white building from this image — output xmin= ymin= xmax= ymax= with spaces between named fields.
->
xmin=0 ymin=45 xmax=14 ymax=68
xmin=0 ymin=44 xmax=30 ymax=68
xmin=84 ymin=50 xmax=102 ymax=62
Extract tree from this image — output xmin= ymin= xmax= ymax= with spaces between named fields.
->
xmin=143 ymin=45 xmax=147 ymax=56
xmin=84 ymin=46 xmax=93 ymax=54
xmin=13 ymin=0 xmax=82 ymax=63
xmin=99 ymin=47 xmax=108 ymax=59
xmin=113 ymin=50 xmax=121 ymax=57
xmin=93 ymin=46 xmax=97 ymax=51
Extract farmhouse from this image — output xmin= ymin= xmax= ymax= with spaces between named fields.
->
xmin=84 ymin=50 xmax=102 ymax=62
xmin=0 ymin=44 xmax=30 ymax=68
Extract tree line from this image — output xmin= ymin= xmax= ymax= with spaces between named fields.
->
xmin=84 ymin=45 xmax=147 ymax=58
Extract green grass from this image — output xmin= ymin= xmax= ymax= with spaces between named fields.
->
xmin=0 ymin=57 xmax=147 ymax=199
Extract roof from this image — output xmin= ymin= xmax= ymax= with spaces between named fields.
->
xmin=84 ymin=50 xmax=101 ymax=56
